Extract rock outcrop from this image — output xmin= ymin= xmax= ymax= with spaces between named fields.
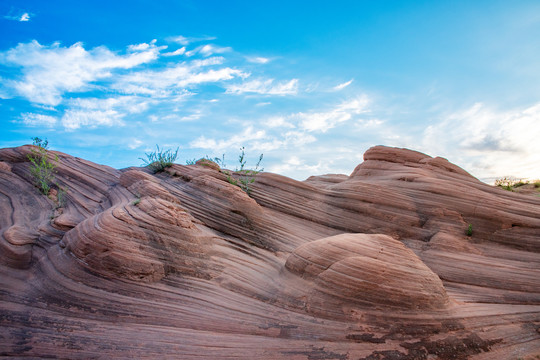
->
xmin=0 ymin=145 xmax=539 ymax=359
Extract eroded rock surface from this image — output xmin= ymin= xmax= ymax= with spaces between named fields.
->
xmin=0 ymin=145 xmax=539 ymax=359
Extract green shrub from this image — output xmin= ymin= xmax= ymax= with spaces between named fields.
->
xmin=466 ymin=224 xmax=473 ymax=237
xmin=513 ymin=180 xmax=529 ymax=188
xmin=495 ymin=177 xmax=537 ymax=191
xmin=224 ymin=147 xmax=263 ymax=195
xmin=187 ymin=154 xmax=225 ymax=167
xmin=494 ymin=177 xmax=514 ymax=191
xmin=56 ymin=186 xmax=68 ymax=209
xmin=27 ymin=137 xmax=58 ymax=195
xmin=131 ymin=192 xmax=141 ymax=206
xmin=140 ymin=145 xmax=179 ymax=173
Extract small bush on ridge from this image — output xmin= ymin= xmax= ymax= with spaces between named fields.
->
xmin=28 ymin=137 xmax=58 ymax=195
xmin=140 ymin=145 xmax=179 ymax=173
xmin=224 ymin=147 xmax=263 ymax=195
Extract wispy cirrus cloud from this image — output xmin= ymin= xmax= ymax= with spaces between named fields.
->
xmin=185 ymin=44 xmax=232 ymax=57
xmin=112 ymin=56 xmax=247 ymax=97
xmin=168 ymin=35 xmax=216 ymax=46
xmin=295 ymin=96 xmax=370 ymax=132
xmin=162 ymin=47 xmax=186 ymax=57
xmin=332 ymin=79 xmax=354 ymax=91
xmin=246 ymin=56 xmax=271 ymax=64
xmin=226 ymin=78 xmax=298 ymax=95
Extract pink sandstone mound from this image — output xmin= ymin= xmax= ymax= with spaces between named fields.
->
xmin=0 ymin=144 xmax=539 ymax=359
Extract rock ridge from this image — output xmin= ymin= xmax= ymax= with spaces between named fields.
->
xmin=0 ymin=145 xmax=539 ymax=359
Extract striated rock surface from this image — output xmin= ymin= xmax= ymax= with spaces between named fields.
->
xmin=0 ymin=144 xmax=539 ymax=359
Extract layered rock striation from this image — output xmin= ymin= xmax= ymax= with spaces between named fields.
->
xmin=1 ymin=145 xmax=539 ymax=359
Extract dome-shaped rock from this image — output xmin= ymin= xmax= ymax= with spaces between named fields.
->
xmin=285 ymin=233 xmax=449 ymax=310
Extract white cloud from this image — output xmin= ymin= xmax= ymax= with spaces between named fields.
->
xmin=246 ymin=56 xmax=270 ymax=64
xmin=190 ymin=126 xmax=267 ymax=151
xmin=421 ymin=102 xmax=540 ymax=181
xmin=69 ymin=96 xmax=152 ymax=113
xmin=265 ymin=116 xmax=295 ymax=128
xmin=0 ymin=78 xmax=11 ymax=99
xmin=0 ymin=40 xmax=160 ymax=105
xmin=185 ymin=96 xmax=372 ymax=178
xmin=226 ymin=78 xmax=298 ymax=95
xmin=4 ymin=11 xmax=31 ymax=22
xmin=332 ymin=79 xmax=353 ymax=91
xmin=250 ymin=131 xmax=317 ymax=152
xmin=363 ymin=119 xmax=384 ymax=127
xmin=62 ymin=109 xmax=124 ymax=130
xmin=163 ymin=109 xmax=203 ymax=122
xmin=162 ymin=47 xmax=186 ymax=56
xmin=128 ymin=138 xmax=144 ymax=150
xmin=128 ymin=40 xmax=158 ymax=52
xmin=199 ymin=44 xmax=232 ymax=56
xmin=185 ymin=44 xmax=232 ymax=57
xmin=59 ymin=96 xmax=151 ymax=130
xmin=190 ymin=117 xmax=316 ymax=157
xmin=267 ymin=156 xmax=332 ymax=178
xmin=169 ymin=35 xmax=190 ymax=45
xmin=112 ymin=56 xmax=246 ymax=96
xmin=296 ymin=96 xmax=370 ymax=132
xmin=181 ymin=68 xmax=244 ymax=85
xmin=34 ymin=104 xmax=58 ymax=111
xmin=285 ymin=131 xmax=317 ymax=145
xmin=21 ymin=113 xmax=57 ymax=127
xmin=168 ymin=35 xmax=216 ymax=46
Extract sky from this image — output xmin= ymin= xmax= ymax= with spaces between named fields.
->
xmin=1 ymin=0 xmax=539 ymax=182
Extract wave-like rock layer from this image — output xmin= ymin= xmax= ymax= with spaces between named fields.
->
xmin=1 ymin=145 xmax=539 ymax=359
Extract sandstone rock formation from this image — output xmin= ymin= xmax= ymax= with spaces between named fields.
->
xmin=0 ymin=145 xmax=539 ymax=359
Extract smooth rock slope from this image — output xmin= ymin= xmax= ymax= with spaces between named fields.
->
xmin=0 ymin=145 xmax=539 ymax=359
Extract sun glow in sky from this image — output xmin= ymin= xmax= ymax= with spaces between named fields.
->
xmin=1 ymin=0 xmax=539 ymax=181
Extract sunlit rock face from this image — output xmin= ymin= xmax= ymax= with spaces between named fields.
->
xmin=1 ymin=145 xmax=539 ymax=359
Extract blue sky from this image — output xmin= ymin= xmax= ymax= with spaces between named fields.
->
xmin=1 ymin=1 xmax=539 ymax=181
